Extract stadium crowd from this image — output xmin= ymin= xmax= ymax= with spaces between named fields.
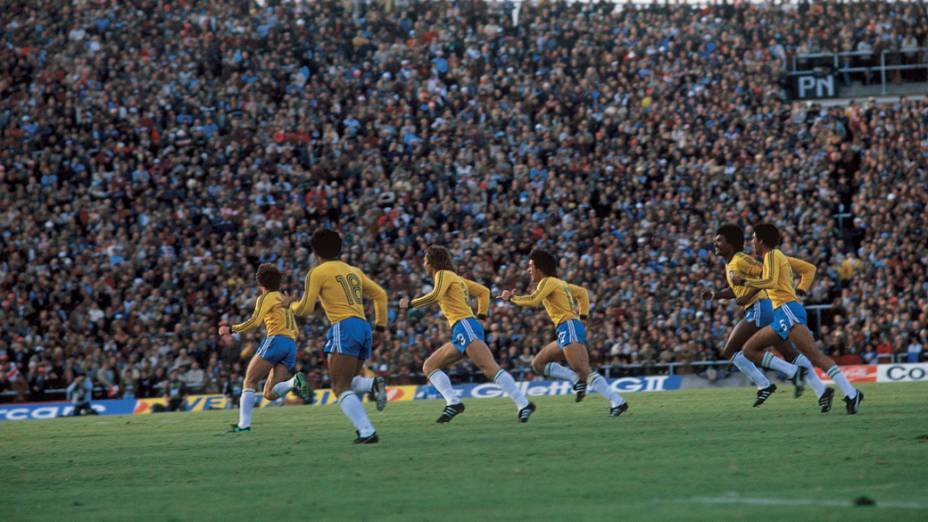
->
xmin=1 ymin=0 xmax=926 ymax=402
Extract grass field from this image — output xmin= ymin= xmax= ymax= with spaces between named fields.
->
xmin=3 ymin=382 xmax=928 ymax=521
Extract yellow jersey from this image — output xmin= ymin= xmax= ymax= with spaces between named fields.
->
xmin=741 ymin=249 xmax=817 ymax=309
xmin=231 ymin=291 xmax=298 ymax=339
xmin=725 ymin=252 xmax=769 ymax=309
xmin=290 ymin=260 xmax=388 ymax=328
xmin=510 ymin=277 xmax=589 ymax=326
xmin=409 ymin=270 xmax=489 ymax=328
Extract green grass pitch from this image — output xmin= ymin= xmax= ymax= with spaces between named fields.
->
xmin=3 ymin=383 xmax=927 ymax=521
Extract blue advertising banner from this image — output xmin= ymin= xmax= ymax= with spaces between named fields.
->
xmin=415 ymin=376 xmax=682 ymax=401
xmin=0 ymin=399 xmax=137 ymax=421
xmin=1 ymin=377 xmax=682 ymax=420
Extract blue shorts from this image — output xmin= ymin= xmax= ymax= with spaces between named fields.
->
xmin=772 ymin=301 xmax=808 ymax=340
xmin=451 ymin=317 xmax=485 ymax=353
xmin=324 ymin=317 xmax=373 ymax=360
xmin=556 ymin=319 xmax=587 ymax=349
xmin=743 ymin=298 xmax=774 ymax=328
xmin=256 ymin=335 xmax=297 ymax=371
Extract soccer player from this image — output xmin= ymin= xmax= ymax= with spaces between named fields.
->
xmin=732 ymin=224 xmax=864 ymax=414
xmin=499 ymin=249 xmax=629 ymax=417
xmin=289 ymin=229 xmax=389 ymax=444
xmin=398 ymin=245 xmax=536 ymax=423
xmin=705 ymin=224 xmax=831 ymax=409
xmin=219 ymin=264 xmax=309 ymax=433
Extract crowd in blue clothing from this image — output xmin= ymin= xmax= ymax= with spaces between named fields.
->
xmin=0 ymin=1 xmax=926 ymax=401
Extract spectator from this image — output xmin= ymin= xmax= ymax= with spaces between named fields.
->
xmin=184 ymin=361 xmax=207 ymax=394
xmin=0 ymin=1 xmax=925 ymax=398
xmin=163 ymin=369 xmax=187 ymax=412
xmin=907 ymin=337 xmax=924 ymax=363
xmin=66 ymin=374 xmax=97 ymax=416
xmin=96 ymin=358 xmax=120 ymax=398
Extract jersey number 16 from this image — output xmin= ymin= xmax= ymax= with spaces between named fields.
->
xmin=336 ymin=274 xmax=364 ymax=305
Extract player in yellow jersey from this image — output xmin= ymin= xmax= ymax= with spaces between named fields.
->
xmin=705 ymin=224 xmax=829 ymax=409
xmin=500 ymin=250 xmax=629 ymax=417
xmin=732 ymin=224 xmax=863 ymax=414
xmin=218 ymin=264 xmax=309 ymax=433
xmin=288 ymin=230 xmax=389 ymax=443
xmin=398 ymin=246 xmax=536 ymax=423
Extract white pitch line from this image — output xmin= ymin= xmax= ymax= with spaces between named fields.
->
xmin=657 ymin=495 xmax=928 ymax=510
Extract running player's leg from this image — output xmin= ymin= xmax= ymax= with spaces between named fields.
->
xmin=261 ymin=336 xmax=306 ymax=401
xmin=264 ymin=363 xmax=300 ymax=401
xmin=532 ymin=341 xmax=579 ymax=383
xmin=465 ymin=340 xmax=534 ymax=420
xmin=233 ymin=353 xmax=273 ymax=431
xmin=330 ymin=352 xmax=377 ymax=439
xmin=350 ymin=358 xmax=387 ymax=411
xmin=349 ymin=357 xmax=370 ymax=392
xmin=563 ymin=342 xmax=627 ymax=414
xmin=264 ymin=364 xmax=288 ymax=400
xmin=742 ymin=326 xmax=803 ymax=381
xmin=724 ymin=320 xmax=772 ymax=390
xmin=776 ymin=340 xmax=826 ymax=399
xmin=327 ymin=318 xmax=380 ymax=440
xmin=788 ymin=325 xmax=860 ymax=411
xmin=423 ymin=343 xmax=464 ymax=405
xmin=532 ymin=340 xmax=585 ymax=401
xmin=423 ymin=343 xmax=466 ymax=422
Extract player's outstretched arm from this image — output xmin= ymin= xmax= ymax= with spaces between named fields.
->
xmin=290 ymin=269 xmax=321 ymax=317
xmin=736 ymin=255 xmax=764 ymax=278
xmin=508 ymin=278 xmax=555 ymax=307
xmin=703 ymin=287 xmax=735 ymax=300
xmin=463 ymin=278 xmax=490 ymax=319
xmin=409 ymin=270 xmax=448 ymax=309
xmin=738 ymin=252 xmax=779 ymax=290
xmin=231 ymin=294 xmax=270 ymax=334
xmin=735 ymin=287 xmax=762 ymax=307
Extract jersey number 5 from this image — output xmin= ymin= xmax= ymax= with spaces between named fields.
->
xmin=336 ymin=274 xmax=364 ymax=305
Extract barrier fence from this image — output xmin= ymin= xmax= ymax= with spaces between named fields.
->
xmin=2 ymin=363 xmax=925 ymax=422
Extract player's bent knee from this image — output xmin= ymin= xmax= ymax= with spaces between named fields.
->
xmin=720 ymin=343 xmax=738 ymax=360
xmin=531 ymin=358 xmax=545 ymax=375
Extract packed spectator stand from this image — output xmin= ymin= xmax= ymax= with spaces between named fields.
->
xmin=1 ymin=0 xmax=926 ymax=403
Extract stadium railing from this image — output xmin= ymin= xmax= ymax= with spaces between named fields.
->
xmin=790 ymin=48 xmax=928 ymax=96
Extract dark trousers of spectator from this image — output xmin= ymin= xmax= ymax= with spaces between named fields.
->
xmin=167 ymin=398 xmax=185 ymax=412
xmin=71 ymin=401 xmax=98 ymax=416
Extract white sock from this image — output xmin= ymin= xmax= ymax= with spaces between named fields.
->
xmin=588 ymin=373 xmax=625 ymax=408
xmin=761 ymin=352 xmax=798 ymax=378
xmin=238 ymin=389 xmax=255 ymax=429
xmin=270 ymin=376 xmax=296 ymax=399
xmin=338 ymin=391 xmax=375 ymax=437
xmin=732 ymin=351 xmax=771 ymax=389
xmin=494 ymin=369 xmax=529 ymax=410
xmin=351 ymin=376 xmax=374 ymax=393
xmin=544 ymin=362 xmax=579 ymax=384
xmin=826 ymin=365 xmax=858 ymax=398
xmin=793 ymin=354 xmax=825 ymax=398
xmin=427 ymin=370 xmax=461 ymax=406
